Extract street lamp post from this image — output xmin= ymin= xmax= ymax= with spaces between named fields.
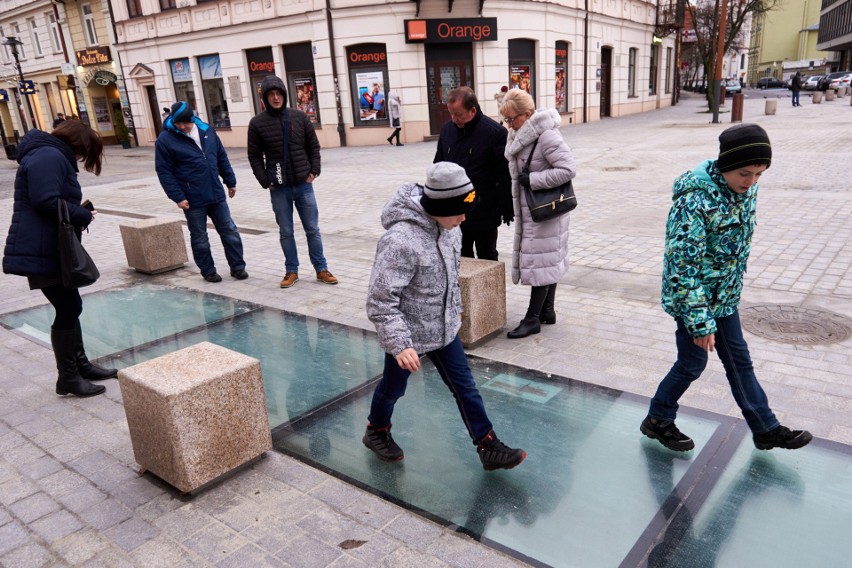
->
xmin=3 ymin=37 xmax=38 ymax=132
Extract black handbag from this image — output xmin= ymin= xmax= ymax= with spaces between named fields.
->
xmin=58 ymin=200 xmax=100 ymax=288
xmin=521 ymin=139 xmax=577 ymax=222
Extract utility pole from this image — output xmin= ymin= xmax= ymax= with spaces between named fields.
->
xmin=712 ymin=0 xmax=729 ymax=123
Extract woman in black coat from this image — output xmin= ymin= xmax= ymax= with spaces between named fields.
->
xmin=2 ymin=120 xmax=116 ymax=397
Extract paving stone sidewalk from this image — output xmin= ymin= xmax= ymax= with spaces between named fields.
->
xmin=0 ymin=92 xmax=850 ymax=566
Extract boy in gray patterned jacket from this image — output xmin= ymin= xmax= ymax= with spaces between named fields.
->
xmin=363 ymin=162 xmax=526 ymax=471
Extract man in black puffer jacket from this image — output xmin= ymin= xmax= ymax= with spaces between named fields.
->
xmin=434 ymin=87 xmax=513 ymax=261
xmin=247 ymin=75 xmax=338 ymax=288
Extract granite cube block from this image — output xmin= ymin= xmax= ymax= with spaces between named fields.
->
xmin=119 ymin=218 xmax=188 ymax=274
xmin=118 ymin=342 xmax=272 ymax=493
xmin=458 ymin=258 xmax=507 ymax=348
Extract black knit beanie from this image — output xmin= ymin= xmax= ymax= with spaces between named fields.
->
xmin=717 ymin=123 xmax=772 ymax=172
xmin=170 ymin=101 xmax=194 ymax=123
xmin=421 ymin=162 xmax=477 ymax=217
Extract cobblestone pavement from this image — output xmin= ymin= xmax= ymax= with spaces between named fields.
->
xmin=1 ymin=92 xmax=851 ymax=566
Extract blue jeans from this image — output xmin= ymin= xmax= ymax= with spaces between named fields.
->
xmin=183 ymin=200 xmax=245 ymax=277
xmin=269 ymin=182 xmax=327 ymax=273
xmin=368 ymin=335 xmax=494 ymax=444
xmin=649 ymin=311 xmax=779 ymax=434
xmin=792 ymin=91 xmax=800 ymax=106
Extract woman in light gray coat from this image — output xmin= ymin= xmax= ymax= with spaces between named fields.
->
xmin=500 ymin=89 xmax=576 ymax=339
xmin=386 ymin=91 xmax=403 ymax=146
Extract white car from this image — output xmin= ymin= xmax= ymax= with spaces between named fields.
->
xmin=836 ymin=73 xmax=852 ymax=89
xmin=802 ymin=75 xmax=822 ymax=90
xmin=827 ymin=71 xmax=851 ymax=90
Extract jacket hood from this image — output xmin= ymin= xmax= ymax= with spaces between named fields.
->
xmin=673 ymin=159 xmax=748 ymax=202
xmin=261 ymin=75 xmax=288 ymax=113
xmin=505 ymin=108 xmax=563 ymax=158
xmin=381 ymin=183 xmax=438 ymax=235
xmin=16 ymin=130 xmax=77 ymax=170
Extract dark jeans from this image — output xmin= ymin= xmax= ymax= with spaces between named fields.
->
xmin=269 ymin=182 xmax=328 ymax=273
xmin=649 ymin=310 xmax=779 ymax=434
xmin=183 ymin=200 xmax=245 ymax=277
xmin=792 ymin=91 xmax=800 ymax=106
xmin=461 ymin=227 xmax=499 ymax=261
xmin=41 ymin=284 xmax=82 ymax=330
xmin=368 ymin=334 xmax=493 ymax=444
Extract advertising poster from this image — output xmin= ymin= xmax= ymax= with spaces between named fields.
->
xmin=92 ymin=97 xmax=111 ymax=132
xmin=555 ymin=66 xmax=566 ymax=110
xmin=198 ymin=55 xmax=222 ymax=80
xmin=294 ymin=76 xmax=318 ymax=122
xmin=170 ymin=58 xmax=192 ymax=82
xmin=510 ymin=65 xmax=531 ymax=94
xmin=356 ymin=71 xmax=386 ymax=121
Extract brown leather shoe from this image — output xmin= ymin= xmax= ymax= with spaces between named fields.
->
xmin=316 ymin=269 xmax=338 ymax=285
xmin=279 ymin=272 xmax=298 ymax=288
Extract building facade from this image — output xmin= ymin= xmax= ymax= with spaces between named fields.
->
xmin=817 ymin=0 xmax=852 ymax=70
xmin=111 ymin=0 xmax=677 ymax=148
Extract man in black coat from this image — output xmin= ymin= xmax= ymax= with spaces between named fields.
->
xmin=434 ymin=87 xmax=512 ymax=261
xmin=247 ymin=75 xmax=337 ymax=289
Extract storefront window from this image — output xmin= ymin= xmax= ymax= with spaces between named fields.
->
xmin=169 ymin=58 xmax=196 ymax=112
xmin=628 ymin=48 xmax=638 ymax=97
xmin=347 ymin=43 xmax=389 ymax=127
xmin=246 ymin=47 xmax=275 ymax=115
xmin=198 ymin=54 xmax=229 ymax=128
xmin=284 ymin=42 xmax=320 ymax=125
xmin=508 ymin=39 xmax=536 ymax=103
xmin=555 ymin=41 xmax=568 ymax=113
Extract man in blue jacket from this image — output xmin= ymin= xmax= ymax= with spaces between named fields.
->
xmin=155 ymin=101 xmax=248 ymax=282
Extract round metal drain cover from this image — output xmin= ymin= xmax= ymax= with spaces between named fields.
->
xmin=741 ymin=305 xmax=852 ymax=345
xmin=603 ymin=166 xmax=636 ymax=172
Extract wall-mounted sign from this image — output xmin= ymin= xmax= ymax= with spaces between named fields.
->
xmin=347 ymin=43 xmax=387 ymax=67
xmin=76 ymin=46 xmax=112 ymax=66
xmin=61 ymin=62 xmax=75 ymax=75
xmin=404 ymin=18 xmax=498 ymax=44
xmin=94 ymin=70 xmax=117 ymax=86
xmin=19 ymin=80 xmax=35 ymax=94
xmin=0 ymin=89 xmax=8 ymax=102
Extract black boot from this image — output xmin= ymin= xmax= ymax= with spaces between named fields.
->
xmin=539 ymin=284 xmax=557 ymax=325
xmin=387 ymin=136 xmax=393 ymax=145
xmin=74 ymin=322 xmax=117 ymax=380
xmin=51 ymin=327 xmax=105 ymax=397
xmin=507 ymin=317 xmax=541 ymax=339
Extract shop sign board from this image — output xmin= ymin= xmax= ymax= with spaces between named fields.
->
xmin=404 ymin=18 xmax=498 ymax=44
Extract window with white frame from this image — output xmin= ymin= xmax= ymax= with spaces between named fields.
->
xmin=12 ymin=23 xmax=28 ymax=59
xmin=47 ymin=12 xmax=62 ymax=53
xmin=665 ymin=47 xmax=673 ymax=94
xmin=82 ymin=4 xmax=98 ymax=46
xmin=27 ymin=18 xmax=43 ymax=57
xmin=0 ymin=26 xmax=8 ymax=62
xmin=628 ymin=48 xmax=638 ymax=97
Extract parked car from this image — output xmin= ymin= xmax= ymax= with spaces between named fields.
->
xmin=803 ymin=75 xmax=823 ymax=90
xmin=757 ymin=77 xmax=785 ymax=89
xmin=825 ymin=71 xmax=850 ymax=91
xmin=829 ymin=72 xmax=852 ymax=90
xmin=723 ymin=79 xmax=742 ymax=95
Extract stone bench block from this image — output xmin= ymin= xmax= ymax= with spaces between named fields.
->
xmin=764 ymin=99 xmax=777 ymax=115
xmin=118 ymin=342 xmax=272 ymax=493
xmin=813 ymin=92 xmax=822 ymax=104
xmin=119 ymin=217 xmax=188 ymax=274
xmin=459 ymin=258 xmax=507 ymax=348
xmin=826 ymin=89 xmax=836 ymax=101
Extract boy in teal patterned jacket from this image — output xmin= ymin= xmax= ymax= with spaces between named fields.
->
xmin=641 ymin=124 xmax=812 ymax=452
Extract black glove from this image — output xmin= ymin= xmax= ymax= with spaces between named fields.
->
xmin=502 ymin=213 xmax=513 ymax=227
xmin=518 ymin=172 xmax=531 ymax=189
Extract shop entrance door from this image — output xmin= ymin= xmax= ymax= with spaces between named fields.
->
xmin=146 ymin=86 xmax=162 ymax=135
xmin=425 ymin=44 xmax=473 ymax=135
xmin=600 ymin=47 xmax=612 ymax=118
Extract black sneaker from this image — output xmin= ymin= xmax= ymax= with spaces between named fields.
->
xmin=203 ymin=273 xmax=222 ymax=283
xmin=362 ymin=424 xmax=404 ymax=462
xmin=230 ymin=269 xmax=249 ymax=280
xmin=753 ymin=425 xmax=813 ymax=450
xmin=476 ymin=431 xmax=526 ymax=471
xmin=640 ymin=416 xmax=695 ymax=452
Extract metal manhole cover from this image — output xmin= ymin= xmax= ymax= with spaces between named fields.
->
xmin=603 ymin=166 xmax=637 ymax=172
xmin=741 ymin=305 xmax=852 ymax=345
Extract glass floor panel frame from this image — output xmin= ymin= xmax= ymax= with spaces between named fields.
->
xmin=3 ymin=284 xmax=850 ymax=567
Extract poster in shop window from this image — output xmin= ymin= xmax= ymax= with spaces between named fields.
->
xmin=356 ymin=71 xmax=386 ymax=121
xmin=294 ymin=77 xmax=318 ymax=122
xmin=92 ymin=97 xmax=112 ymax=132
xmin=555 ymin=65 xmax=566 ymax=110
xmin=510 ymin=65 xmax=531 ymax=94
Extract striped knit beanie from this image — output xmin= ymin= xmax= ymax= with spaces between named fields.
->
xmin=169 ymin=101 xmax=194 ymax=124
xmin=421 ymin=162 xmax=477 ymax=217
xmin=717 ymin=123 xmax=772 ymax=172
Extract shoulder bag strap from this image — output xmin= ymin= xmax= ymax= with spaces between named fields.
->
xmin=522 ymin=139 xmax=539 ymax=174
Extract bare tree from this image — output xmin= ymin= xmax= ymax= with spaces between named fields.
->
xmin=689 ymin=0 xmax=780 ymax=110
